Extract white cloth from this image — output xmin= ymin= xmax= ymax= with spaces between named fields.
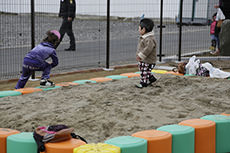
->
xmin=185 ymin=56 xmax=230 ymax=79
xmin=202 ymin=62 xmax=230 ymax=79
xmin=185 ymin=55 xmax=200 ymax=75
xmin=216 ymin=8 xmax=226 ymax=21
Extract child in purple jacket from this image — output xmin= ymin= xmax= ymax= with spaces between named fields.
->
xmin=15 ymin=30 xmax=60 ymax=89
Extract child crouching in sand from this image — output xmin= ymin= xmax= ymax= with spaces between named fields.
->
xmin=15 ymin=30 xmax=60 ymax=89
xmin=136 ymin=18 xmax=157 ymax=88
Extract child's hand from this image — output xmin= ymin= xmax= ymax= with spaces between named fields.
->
xmin=136 ymin=56 xmax=142 ymax=61
xmin=68 ymin=17 xmax=73 ymax=21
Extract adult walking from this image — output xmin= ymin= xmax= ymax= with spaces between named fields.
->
xmin=211 ymin=0 xmax=230 ymax=55
xmin=57 ymin=0 xmax=76 ymax=51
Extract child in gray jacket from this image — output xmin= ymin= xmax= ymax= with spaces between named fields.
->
xmin=136 ymin=18 xmax=157 ymax=88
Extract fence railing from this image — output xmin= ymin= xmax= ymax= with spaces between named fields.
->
xmin=0 ymin=0 xmax=217 ymax=80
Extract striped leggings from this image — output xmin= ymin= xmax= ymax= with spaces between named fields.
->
xmin=138 ymin=61 xmax=155 ymax=85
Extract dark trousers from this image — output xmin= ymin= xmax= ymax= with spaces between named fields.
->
xmin=15 ymin=64 xmax=52 ymax=89
xmin=58 ymin=18 xmax=76 ymax=49
xmin=138 ymin=61 xmax=156 ymax=85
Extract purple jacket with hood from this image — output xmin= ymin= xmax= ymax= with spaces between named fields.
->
xmin=24 ymin=42 xmax=58 ymax=69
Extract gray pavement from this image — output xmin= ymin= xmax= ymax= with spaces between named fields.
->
xmin=0 ymin=26 xmax=210 ymax=80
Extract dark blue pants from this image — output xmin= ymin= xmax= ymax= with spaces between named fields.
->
xmin=15 ymin=64 xmax=52 ymax=89
xmin=59 ymin=18 xmax=76 ymax=49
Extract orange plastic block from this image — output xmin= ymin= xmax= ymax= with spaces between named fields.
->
xmin=179 ymin=119 xmax=216 ymax=153
xmin=221 ymin=113 xmax=230 ymax=116
xmin=132 ymin=130 xmax=172 ymax=153
xmin=45 ymin=138 xmax=86 ymax=153
xmin=56 ymin=82 xmax=79 ymax=87
xmin=165 ymin=71 xmax=184 ymax=76
xmin=120 ymin=73 xmax=140 ymax=78
xmin=90 ymin=77 xmax=112 ymax=83
xmin=0 ymin=128 xmax=20 ymax=153
xmin=14 ymin=88 xmax=42 ymax=95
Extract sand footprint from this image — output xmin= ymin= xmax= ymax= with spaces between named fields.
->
xmin=158 ymin=103 xmax=176 ymax=110
xmin=182 ymin=101 xmax=197 ymax=111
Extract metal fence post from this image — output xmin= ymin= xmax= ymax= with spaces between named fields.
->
xmin=191 ymin=0 xmax=196 ymax=22
xmin=178 ymin=0 xmax=183 ymax=61
xmin=106 ymin=0 xmax=110 ymax=69
xmin=31 ymin=0 xmax=35 ymax=79
xmin=159 ymin=0 xmax=163 ymax=62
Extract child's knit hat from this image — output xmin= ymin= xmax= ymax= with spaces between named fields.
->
xmin=50 ymin=30 xmax=61 ymax=40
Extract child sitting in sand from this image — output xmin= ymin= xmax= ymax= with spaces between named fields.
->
xmin=176 ymin=55 xmax=230 ymax=79
xmin=15 ymin=30 xmax=60 ymax=89
xmin=135 ymin=18 xmax=157 ymax=88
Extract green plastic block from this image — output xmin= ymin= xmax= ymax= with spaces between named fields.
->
xmin=7 ymin=132 xmax=37 ymax=153
xmin=157 ymin=124 xmax=195 ymax=153
xmin=0 ymin=91 xmax=22 ymax=98
xmin=72 ymin=80 xmax=97 ymax=84
xmin=105 ymin=75 xmax=128 ymax=80
xmin=201 ymin=115 xmax=230 ymax=153
xmin=184 ymin=74 xmax=196 ymax=76
xmin=36 ymin=85 xmax=61 ymax=91
xmin=105 ymin=136 xmax=147 ymax=153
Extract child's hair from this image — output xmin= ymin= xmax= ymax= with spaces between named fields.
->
xmin=140 ymin=18 xmax=154 ymax=32
xmin=43 ymin=30 xmax=60 ymax=47
xmin=219 ymin=0 xmax=223 ymax=7
xmin=212 ymin=12 xmax=217 ymax=18
xmin=177 ymin=62 xmax=187 ymax=74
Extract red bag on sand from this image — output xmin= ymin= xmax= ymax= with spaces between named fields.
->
xmin=33 ymin=124 xmax=87 ymax=153
xmin=48 ymin=127 xmax=74 ymax=142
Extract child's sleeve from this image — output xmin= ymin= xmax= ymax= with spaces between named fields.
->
xmin=50 ymin=50 xmax=59 ymax=68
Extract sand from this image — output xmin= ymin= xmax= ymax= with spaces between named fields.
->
xmin=1 ymin=73 xmax=230 ymax=143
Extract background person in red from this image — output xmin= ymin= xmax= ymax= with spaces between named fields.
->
xmin=209 ymin=13 xmax=218 ymax=54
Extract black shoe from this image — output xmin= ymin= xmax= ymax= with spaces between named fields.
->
xmin=65 ymin=47 xmax=76 ymax=51
xmin=135 ymin=83 xmax=147 ymax=89
xmin=149 ymin=76 xmax=157 ymax=85
xmin=40 ymin=79 xmax=55 ymax=88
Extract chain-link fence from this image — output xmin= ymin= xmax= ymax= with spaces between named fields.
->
xmin=0 ymin=0 xmax=218 ymax=80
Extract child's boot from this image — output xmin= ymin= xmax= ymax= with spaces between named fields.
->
xmin=135 ymin=82 xmax=148 ymax=89
xmin=209 ymin=40 xmax=216 ymax=52
xmin=149 ymin=76 xmax=157 ymax=85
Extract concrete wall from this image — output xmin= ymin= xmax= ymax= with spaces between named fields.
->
xmin=182 ymin=0 xmax=217 ymax=19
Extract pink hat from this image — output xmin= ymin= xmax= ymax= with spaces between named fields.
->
xmin=50 ymin=30 xmax=61 ymax=40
